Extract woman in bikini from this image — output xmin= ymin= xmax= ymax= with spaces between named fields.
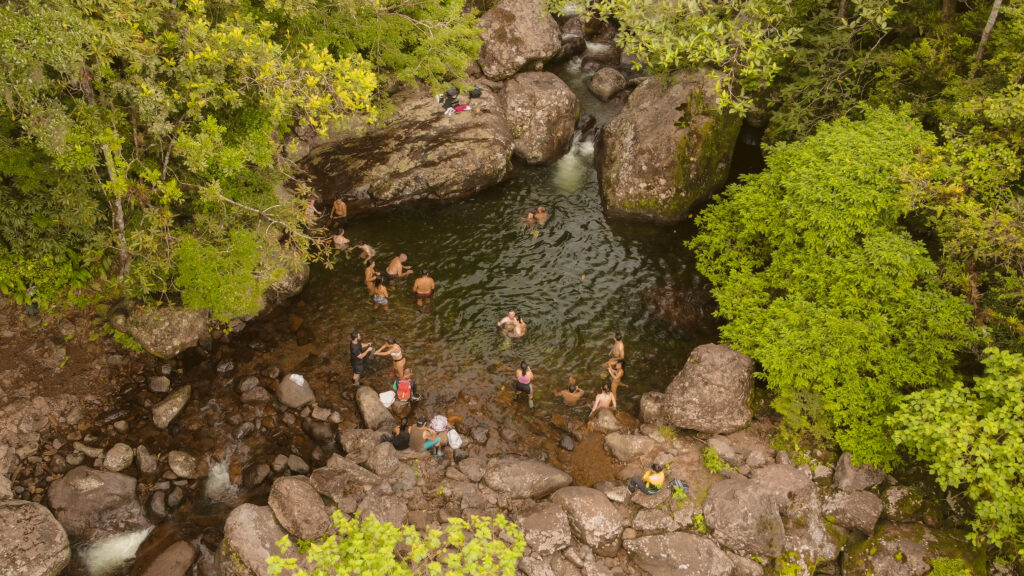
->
xmin=375 ymin=338 xmax=407 ymax=378
xmin=514 ymin=361 xmax=536 ymax=408
xmin=372 ymin=276 xmax=389 ymax=311
xmin=589 ymin=384 xmax=617 ymax=418
xmin=608 ymin=359 xmax=627 ymax=403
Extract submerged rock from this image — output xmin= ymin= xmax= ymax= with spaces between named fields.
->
xmin=0 ymin=500 xmax=71 ymax=576
xmin=110 ymin=305 xmax=209 ymax=359
xmin=503 ymin=72 xmax=579 ymax=164
xmin=152 ymin=385 xmax=191 ymax=430
xmin=303 ymin=88 xmax=513 ymax=215
xmin=596 ymin=70 xmax=740 ymax=222
xmin=167 ymin=450 xmax=199 ymax=479
xmin=477 ymin=0 xmax=561 ymax=80
xmin=640 ymin=343 xmax=754 ymax=434
xmin=135 ymin=540 xmax=196 ymax=576
xmin=103 ymin=443 xmax=134 ymax=472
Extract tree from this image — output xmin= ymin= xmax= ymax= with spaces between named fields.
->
xmin=689 ymin=107 xmax=978 ymax=468
xmin=892 ymin=347 xmax=1024 ymax=557
xmin=267 ymin=511 xmax=526 ymax=576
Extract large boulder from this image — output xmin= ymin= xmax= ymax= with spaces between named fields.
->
xmin=843 ymin=522 xmax=985 ymax=576
xmin=47 ymin=466 xmax=151 ymax=545
xmin=640 ymin=344 xmax=754 ymax=434
xmin=268 ymin=477 xmax=332 ymax=541
xmin=823 ymin=490 xmax=884 ymax=535
xmin=596 ymin=71 xmax=741 ymax=222
xmin=550 ymin=487 xmax=626 ymax=557
xmin=277 ymin=374 xmax=315 ymax=410
xmin=259 ymin=257 xmax=309 ymax=312
xmin=503 ymin=72 xmax=579 ymax=164
xmin=303 ymin=88 xmax=513 ymax=215
xmin=589 ymin=68 xmax=626 ymax=102
xmin=358 ymin=492 xmax=409 ymax=527
xmin=355 ymin=386 xmax=396 ymax=431
xmin=624 ymin=532 xmax=736 ymax=576
xmin=483 ymin=457 xmax=572 ymax=499
xmin=834 ymin=452 xmax=886 ymax=492
xmin=110 ymin=305 xmax=209 ymax=358
xmin=477 ymin=0 xmax=561 ymax=80
xmin=0 ymin=500 xmax=71 ymax=576
xmin=309 ymin=459 xmax=381 ymax=506
xmin=751 ymin=464 xmax=841 ymax=568
xmin=338 ymin=429 xmax=383 ymax=464
xmin=517 ymin=502 xmax=572 ymax=555
xmin=216 ymin=504 xmax=306 ymax=576
xmin=152 ymin=385 xmax=190 ymax=430
xmin=703 ymin=478 xmax=784 ymax=558
xmin=603 ymin=433 xmax=657 ymax=463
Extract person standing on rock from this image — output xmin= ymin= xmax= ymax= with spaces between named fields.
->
xmin=374 ymin=339 xmax=407 ymax=378
xmin=364 ymin=259 xmax=378 ymax=295
xmin=385 ymin=254 xmax=413 ymax=284
xmin=412 ymin=269 xmax=435 ymax=307
xmin=372 ymin=276 xmax=390 ymax=311
xmin=589 ymin=384 xmax=617 ymax=418
xmin=555 ymin=376 xmax=585 ymax=406
xmin=350 ymin=332 xmax=373 ymax=385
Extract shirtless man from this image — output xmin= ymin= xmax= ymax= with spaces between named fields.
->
xmin=589 ymin=384 xmax=617 ymax=418
xmin=554 ymin=376 xmax=585 ymax=406
xmin=522 ymin=211 xmax=537 ymax=231
xmin=535 ymin=205 xmax=549 ymax=226
xmin=333 ymin=228 xmax=350 ymax=251
xmin=355 ymin=242 xmax=375 ymax=264
xmin=608 ymin=359 xmax=627 ymax=402
xmin=364 ymin=259 xmax=378 ymax=295
xmin=497 ymin=310 xmax=527 ymax=338
xmin=385 ymin=254 xmax=413 ymax=284
xmin=329 ymin=197 xmax=347 ymax=226
xmin=602 ymin=332 xmax=625 ymax=369
xmin=412 ymin=269 xmax=435 ymax=307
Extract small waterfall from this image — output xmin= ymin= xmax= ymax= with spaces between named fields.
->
xmin=204 ymin=446 xmax=238 ymax=503
xmin=80 ymin=527 xmax=154 ymax=576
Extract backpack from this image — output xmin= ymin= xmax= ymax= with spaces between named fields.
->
xmin=468 ymin=87 xmax=482 ymax=98
xmin=395 ymin=378 xmax=413 ymax=402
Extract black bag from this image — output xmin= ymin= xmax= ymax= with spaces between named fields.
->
xmin=444 ymin=87 xmax=460 ymax=99
xmin=468 ymin=87 xmax=483 ymax=98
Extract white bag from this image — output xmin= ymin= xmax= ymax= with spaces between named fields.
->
xmin=447 ymin=429 xmax=464 ymax=450
xmin=429 ymin=415 xmax=449 ymax=433
xmin=379 ymin=390 xmax=396 ymax=407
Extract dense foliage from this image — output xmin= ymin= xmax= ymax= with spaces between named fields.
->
xmin=690 ymin=107 xmax=978 ymax=468
xmin=893 ymin=348 xmax=1024 ymax=555
xmin=267 ymin=512 xmax=526 ymax=576
xmin=0 ymin=0 xmax=479 ymax=319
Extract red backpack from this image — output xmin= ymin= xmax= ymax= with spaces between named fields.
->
xmin=395 ymin=378 xmax=413 ymax=402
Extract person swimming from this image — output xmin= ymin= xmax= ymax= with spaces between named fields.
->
xmin=555 ymin=376 xmax=585 ymax=406
xmin=535 ymin=205 xmax=549 ymax=226
xmin=412 ymin=269 xmax=435 ymax=307
xmin=356 ymin=242 xmax=376 ymax=264
xmin=514 ymin=361 xmax=535 ymax=409
xmin=497 ymin=310 xmax=527 ymax=338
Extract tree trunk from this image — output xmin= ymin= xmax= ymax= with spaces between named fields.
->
xmin=976 ymin=0 xmax=1003 ymax=61
xmin=838 ymin=0 xmax=848 ymax=21
xmin=942 ymin=0 xmax=957 ymax=19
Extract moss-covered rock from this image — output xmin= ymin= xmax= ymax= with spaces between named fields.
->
xmin=842 ymin=522 xmax=986 ymax=576
xmin=595 ymin=70 xmax=741 ymax=223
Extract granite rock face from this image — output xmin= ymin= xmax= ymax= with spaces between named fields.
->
xmin=0 ymin=500 xmax=71 ymax=576
xmin=502 ymin=72 xmax=579 ymax=164
xmin=477 ymin=0 xmax=562 ymax=80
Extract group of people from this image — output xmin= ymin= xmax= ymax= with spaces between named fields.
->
xmin=362 ymin=254 xmax=435 ymax=311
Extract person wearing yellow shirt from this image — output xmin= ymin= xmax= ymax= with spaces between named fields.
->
xmin=628 ymin=463 xmax=666 ymax=495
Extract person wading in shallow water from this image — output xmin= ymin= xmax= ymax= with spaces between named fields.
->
xmin=385 ymin=254 xmax=413 ymax=285
xmin=374 ymin=339 xmax=407 ymax=378
xmin=364 ymin=259 xmax=378 ymax=296
xmin=329 ymin=196 xmax=347 ymax=228
xmin=372 ymin=276 xmax=389 ymax=311
xmin=535 ymin=205 xmax=549 ymax=226
xmin=603 ymin=332 xmax=625 ymax=369
xmin=555 ymin=376 xmax=585 ymax=406
xmin=514 ymin=361 xmax=536 ymax=409
xmin=497 ymin=310 xmax=527 ymax=338
xmin=589 ymin=383 xmax=617 ymax=418
xmin=608 ymin=359 xmax=627 ymax=403
xmin=412 ymin=269 xmax=435 ymax=307
xmin=349 ymin=331 xmax=373 ymax=385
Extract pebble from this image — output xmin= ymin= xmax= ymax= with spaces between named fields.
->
xmin=149 ymin=376 xmax=171 ymax=393
xmin=266 ymin=366 xmax=281 ymax=379
xmin=311 ymin=406 xmax=331 ymax=421
xmin=167 ymin=487 xmax=184 ymax=508
xmin=559 ymin=435 xmax=575 ymax=451
xmin=216 ymin=360 xmax=235 ymax=373
xmin=272 ymin=454 xmax=289 ymax=473
xmin=113 ymin=420 xmax=129 ymax=433
xmin=160 ymin=364 xmax=173 ymax=376
xmin=73 ymin=442 xmax=104 ymax=459
xmin=286 ymin=454 xmax=310 ymax=474
xmin=238 ymin=376 xmax=260 ymax=393
xmin=329 ymin=411 xmax=343 ymax=424
xmin=65 ymin=452 xmax=84 ymax=467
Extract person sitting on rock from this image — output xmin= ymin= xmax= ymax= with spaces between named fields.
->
xmin=387 ymin=417 xmax=411 ymax=451
xmin=628 ymin=463 xmax=666 ymax=495
xmin=589 ymin=383 xmax=617 ymax=418
xmin=554 ymin=376 xmax=585 ymax=406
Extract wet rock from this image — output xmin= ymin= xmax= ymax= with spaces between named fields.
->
xmin=338 ymin=428 xmax=383 ymax=463
xmin=483 ymin=457 xmax=572 ymax=499
xmin=65 ymin=452 xmax=84 ymax=467
xmin=266 ymin=366 xmax=281 ymax=379
xmin=238 ymin=376 xmax=260 ymax=393
xmin=110 ymin=305 xmax=209 ymax=358
xmin=149 ymin=491 xmax=167 ymax=517
xmin=589 ymin=68 xmax=626 ymax=102
xmin=268 ymin=476 xmax=332 ymax=540
xmin=590 ymin=408 xmax=623 ymax=433
xmin=703 ymin=478 xmax=784 ymax=558
xmin=136 ymin=540 xmax=196 ymax=576
xmin=358 ymin=492 xmax=408 ymax=526
xmin=216 ymin=504 xmax=304 ymax=576
xmin=113 ymin=420 xmax=129 ymax=433
xmin=47 ymin=466 xmax=151 ymax=545
xmin=517 ymin=502 xmax=572 ymax=555
xmin=365 ymin=442 xmax=400 ymax=476
xmin=152 ymin=385 xmax=191 ymax=430
xmin=241 ymin=386 xmax=271 ymax=404
xmin=551 ymin=486 xmax=626 ymax=557
xmin=0 ymin=500 xmax=71 ymax=576
xmin=603 ymin=433 xmax=657 ymax=463
xmin=166 ymin=487 xmax=184 ymax=508
xmin=624 ymin=532 xmax=736 ymax=576
xmin=232 ymin=422 xmax=255 ymax=440
xmin=73 ymin=442 xmax=104 ymax=459
xmin=477 ymin=0 xmax=561 ymax=80
xmin=843 ymin=522 xmax=983 ymax=576
xmin=277 ymin=374 xmax=315 ymax=410
xmin=640 ymin=344 xmax=754 ymax=434
xmin=216 ymin=360 xmax=235 ymax=373
xmin=503 ymin=72 xmax=579 ymax=164
xmin=242 ymin=463 xmax=271 ymax=488
xmin=304 ymin=86 xmax=513 ymax=215
xmin=632 ymin=509 xmax=677 ymax=534
xmin=596 ymin=70 xmax=741 ymax=222
xmin=355 ymin=386 xmax=396 ymax=431
xmin=302 ymin=419 xmax=335 ymax=444
xmin=260 ymin=259 xmax=310 ymax=313
xmin=167 ymin=450 xmax=199 ymax=479
xmin=558 ymin=435 xmax=574 ymax=451
xmin=286 ymin=455 xmax=310 ymax=474
xmin=272 ymin=455 xmax=289 ymax=473
xmin=311 ymin=406 xmax=331 ymax=421
xmin=824 ymin=490 xmax=884 ymax=535
xmin=834 ymin=452 xmax=886 ymax=492
xmin=104 ymin=443 xmax=134 ymax=472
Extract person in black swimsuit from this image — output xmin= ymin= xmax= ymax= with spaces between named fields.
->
xmin=350 ymin=331 xmax=373 ymax=384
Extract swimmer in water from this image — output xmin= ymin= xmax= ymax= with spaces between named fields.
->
xmin=372 ymin=276 xmax=389 ymax=311
xmin=522 ymin=210 xmax=537 ymax=231
xmin=497 ymin=310 xmax=527 ymax=338
xmin=412 ymin=269 xmax=435 ymax=307
xmin=602 ymin=332 xmax=625 ymax=369
xmin=535 ymin=205 xmax=549 ymax=226
xmin=589 ymin=383 xmax=616 ymax=418
xmin=385 ymin=254 xmax=414 ymax=285
xmin=514 ymin=361 xmax=535 ymax=409
xmin=333 ymin=228 xmax=350 ymax=251
xmin=364 ymin=259 xmax=378 ymax=295
xmin=355 ymin=242 xmax=376 ymax=264
xmin=554 ymin=376 xmax=585 ymax=406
